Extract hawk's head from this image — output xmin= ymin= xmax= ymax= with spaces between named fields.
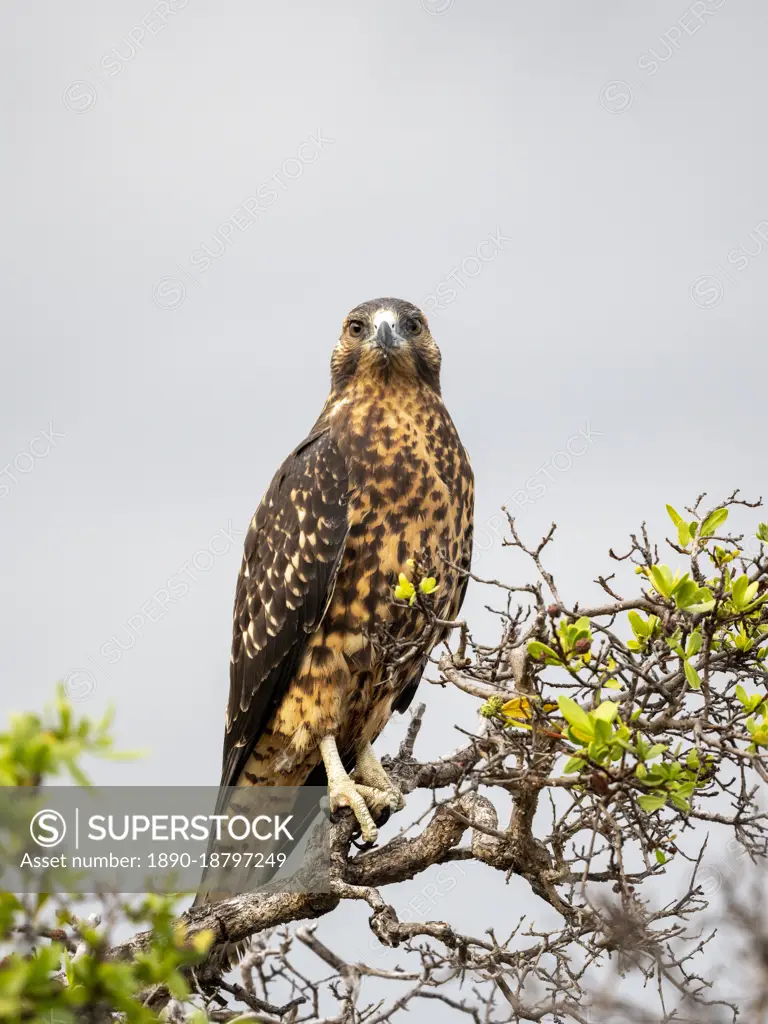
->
xmin=331 ymin=297 xmax=441 ymax=393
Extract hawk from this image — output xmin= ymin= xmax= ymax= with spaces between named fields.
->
xmin=220 ymin=297 xmax=474 ymax=843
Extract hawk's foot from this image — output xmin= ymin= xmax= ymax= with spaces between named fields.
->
xmin=354 ymin=741 xmax=405 ymax=813
xmin=327 ymin=776 xmax=379 ymax=843
xmin=319 ymin=735 xmax=379 ymax=843
xmin=354 ymin=783 xmax=402 ymax=819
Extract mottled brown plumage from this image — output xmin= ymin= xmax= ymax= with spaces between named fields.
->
xmin=220 ymin=297 xmax=473 ymax=838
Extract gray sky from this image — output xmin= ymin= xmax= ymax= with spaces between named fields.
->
xmin=1 ymin=0 xmax=766 ymax=1015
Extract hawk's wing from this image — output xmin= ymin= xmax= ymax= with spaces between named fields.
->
xmin=220 ymin=430 xmax=349 ymax=790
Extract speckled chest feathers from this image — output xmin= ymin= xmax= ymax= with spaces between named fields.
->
xmin=238 ymin=377 xmax=474 ymax=786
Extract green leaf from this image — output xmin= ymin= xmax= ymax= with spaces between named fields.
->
xmin=731 ymin=575 xmax=760 ymax=611
xmin=700 ymin=507 xmax=728 ymax=538
xmin=593 ymin=700 xmax=619 ymax=724
xmin=638 ymin=792 xmax=667 ymax=813
xmin=732 ymin=574 xmax=749 ymax=606
xmin=666 ymin=504 xmax=684 ymax=528
xmin=666 ymin=507 xmax=692 ymax=547
xmin=669 ymin=792 xmax=691 ymax=812
xmin=677 ymin=522 xmax=692 ymax=547
xmin=666 ymin=629 xmax=685 ymax=658
xmin=650 ymin=564 xmax=674 ymax=598
xmin=628 ymin=610 xmax=648 ymax=639
xmin=673 ymin=579 xmax=698 ymax=609
xmin=684 ymin=660 xmax=702 ymax=691
xmin=527 ymin=640 xmax=559 ymax=663
xmin=593 ymin=719 xmax=612 ymax=745
xmin=685 ymin=588 xmax=715 ymax=614
xmin=563 ymin=755 xmax=586 ymax=773
xmin=686 ymin=630 xmax=702 ymax=658
xmin=167 ymin=970 xmax=190 ymax=999
xmin=655 ymin=848 xmax=667 ymax=865
xmin=557 ymin=696 xmax=594 ymax=742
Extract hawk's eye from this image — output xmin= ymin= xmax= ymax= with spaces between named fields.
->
xmin=403 ymin=317 xmax=422 ymax=337
xmin=348 ymin=320 xmax=365 ymax=338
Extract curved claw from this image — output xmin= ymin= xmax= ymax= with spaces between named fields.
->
xmin=355 ymin=783 xmax=402 ymax=819
xmin=329 ymin=777 xmax=378 ymax=843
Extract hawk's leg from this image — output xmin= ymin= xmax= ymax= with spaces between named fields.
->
xmin=319 ymin=735 xmax=379 ymax=843
xmin=354 ymin=741 xmax=405 ymax=813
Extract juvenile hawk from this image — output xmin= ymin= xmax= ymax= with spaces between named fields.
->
xmin=221 ymin=297 xmax=474 ymax=842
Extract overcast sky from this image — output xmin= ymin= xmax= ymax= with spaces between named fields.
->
xmin=2 ymin=0 xmax=766 ymax=1016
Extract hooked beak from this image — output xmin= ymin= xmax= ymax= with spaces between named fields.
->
xmin=374 ymin=320 xmax=402 ymax=351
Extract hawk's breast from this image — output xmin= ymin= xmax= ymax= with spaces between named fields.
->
xmin=323 ymin=379 xmax=473 ymax=724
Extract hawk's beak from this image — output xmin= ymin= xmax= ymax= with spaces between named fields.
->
xmin=374 ymin=320 xmax=401 ymax=351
